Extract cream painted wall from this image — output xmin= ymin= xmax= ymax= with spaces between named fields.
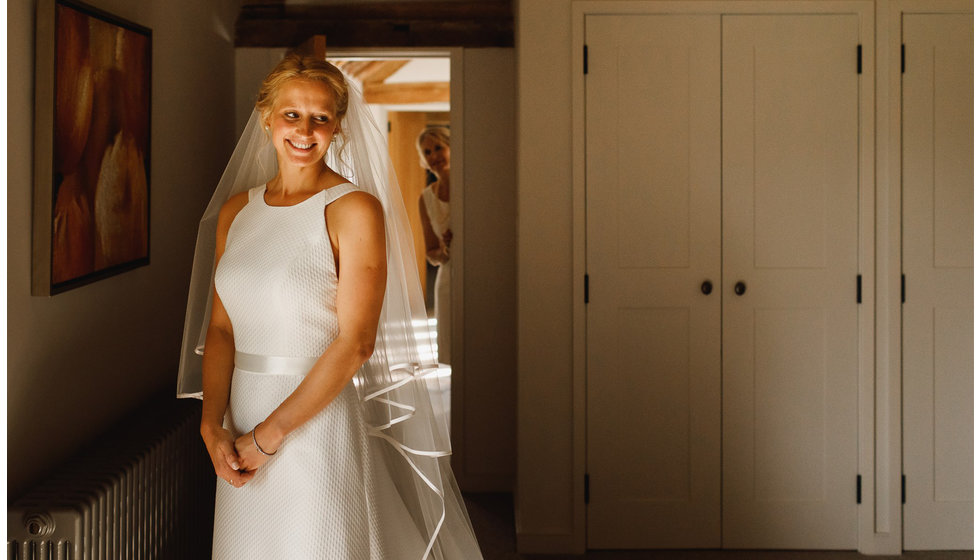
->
xmin=7 ymin=0 xmax=239 ymax=500
xmin=458 ymin=48 xmax=517 ymax=491
xmin=235 ymin=48 xmax=287 ymax=134
xmin=515 ymin=0 xmax=581 ymax=551
xmin=232 ymin=47 xmax=518 ymax=491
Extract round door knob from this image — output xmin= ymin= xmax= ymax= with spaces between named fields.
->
xmin=701 ymin=280 xmax=713 ymax=295
xmin=734 ymin=281 xmax=747 ymax=296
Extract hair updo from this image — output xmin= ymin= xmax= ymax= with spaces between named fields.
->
xmin=255 ymin=53 xmax=350 ymax=137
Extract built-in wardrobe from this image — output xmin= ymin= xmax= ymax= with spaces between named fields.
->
xmin=899 ymin=6 xmax=973 ymax=551
xmin=572 ymin=0 xmax=971 ymax=552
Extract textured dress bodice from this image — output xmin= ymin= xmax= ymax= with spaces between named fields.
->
xmin=215 ymin=183 xmax=353 ymax=357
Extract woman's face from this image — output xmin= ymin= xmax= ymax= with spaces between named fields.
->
xmin=266 ymin=78 xmax=338 ymax=168
xmin=420 ymin=136 xmax=450 ymax=174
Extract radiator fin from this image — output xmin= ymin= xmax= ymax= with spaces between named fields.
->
xmin=8 ymin=394 xmax=215 ymax=559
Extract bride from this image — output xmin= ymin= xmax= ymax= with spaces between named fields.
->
xmin=176 ymin=52 xmax=483 ymax=559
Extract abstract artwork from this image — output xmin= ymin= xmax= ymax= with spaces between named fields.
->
xmin=33 ymin=0 xmax=151 ymax=295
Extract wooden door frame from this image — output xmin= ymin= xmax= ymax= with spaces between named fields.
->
xmin=571 ymin=1 xmax=880 ymax=553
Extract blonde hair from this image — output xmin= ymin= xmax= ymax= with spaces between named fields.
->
xmin=416 ymin=126 xmax=450 ymax=149
xmin=416 ymin=126 xmax=451 ymax=168
xmin=255 ymin=52 xmax=350 ymax=137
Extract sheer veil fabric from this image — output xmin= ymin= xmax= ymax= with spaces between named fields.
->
xmin=177 ymin=72 xmax=482 ymax=559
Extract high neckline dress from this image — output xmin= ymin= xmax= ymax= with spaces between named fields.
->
xmin=211 ymin=183 xmax=428 ymax=559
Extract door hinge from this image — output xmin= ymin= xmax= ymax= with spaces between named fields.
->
xmin=585 ymin=473 xmax=591 ymax=504
xmin=901 ymin=274 xmax=906 ymax=303
xmin=902 ymin=475 xmax=906 ymax=504
xmin=585 ymin=274 xmax=590 ymax=304
xmin=857 ymin=44 xmax=863 ymax=74
xmin=387 ymin=121 xmax=391 ymax=133
xmin=857 ymin=474 xmax=862 ymax=504
xmin=584 ymin=44 xmax=589 ymax=74
xmin=901 ymin=44 xmax=906 ymax=73
xmin=857 ymin=274 xmax=862 ymax=304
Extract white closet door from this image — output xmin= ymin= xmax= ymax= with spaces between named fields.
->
xmin=901 ymin=13 xmax=974 ymax=551
xmin=585 ymin=14 xmax=721 ymax=548
xmin=721 ymin=14 xmax=861 ymax=549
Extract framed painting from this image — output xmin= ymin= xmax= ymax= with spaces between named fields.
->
xmin=33 ymin=0 xmax=152 ymax=295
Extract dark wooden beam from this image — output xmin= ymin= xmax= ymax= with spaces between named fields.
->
xmin=236 ymin=1 xmax=514 ymax=48
xmin=296 ymin=35 xmax=326 ymax=58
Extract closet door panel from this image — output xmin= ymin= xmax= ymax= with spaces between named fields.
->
xmin=901 ymin=12 xmax=973 ymax=550
xmin=584 ymin=13 xmax=721 ymax=549
xmin=721 ymin=14 xmax=861 ymax=549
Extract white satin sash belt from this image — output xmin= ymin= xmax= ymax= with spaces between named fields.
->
xmin=234 ymin=352 xmax=317 ymax=375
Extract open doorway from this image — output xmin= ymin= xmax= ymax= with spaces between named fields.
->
xmin=329 ymin=58 xmax=449 ymax=327
xmin=328 ymin=54 xmax=456 ymax=422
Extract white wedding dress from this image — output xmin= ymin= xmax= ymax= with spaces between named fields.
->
xmin=211 ymin=183 xmax=430 ymax=559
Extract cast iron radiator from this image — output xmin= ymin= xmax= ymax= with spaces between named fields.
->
xmin=7 ymin=393 xmax=215 ymax=560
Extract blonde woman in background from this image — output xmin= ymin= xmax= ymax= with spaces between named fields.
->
xmin=417 ymin=127 xmax=452 ymax=364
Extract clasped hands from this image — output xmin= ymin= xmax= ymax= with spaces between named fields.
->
xmin=203 ymin=423 xmax=282 ymax=488
xmin=440 ymin=229 xmax=453 ymax=260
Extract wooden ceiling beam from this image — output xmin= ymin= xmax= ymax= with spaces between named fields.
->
xmin=236 ymin=1 xmax=513 ymax=48
xmin=363 ymin=81 xmax=450 ymax=105
xmin=334 ymin=59 xmax=411 ymax=84
xmin=330 ymin=59 xmax=408 ymax=84
xmin=359 ymin=60 xmax=411 ymax=84
xmin=296 ymin=35 xmax=326 ymax=58
xmin=240 ymin=0 xmax=509 ymax=21
xmin=332 ymin=60 xmax=371 ymax=76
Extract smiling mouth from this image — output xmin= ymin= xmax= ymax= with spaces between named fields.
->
xmin=287 ymin=139 xmax=315 ymax=151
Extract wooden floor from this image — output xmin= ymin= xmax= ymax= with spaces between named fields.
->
xmin=463 ymin=493 xmax=973 ymax=560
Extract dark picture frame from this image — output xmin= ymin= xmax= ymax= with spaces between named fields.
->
xmin=32 ymin=0 xmax=152 ymax=295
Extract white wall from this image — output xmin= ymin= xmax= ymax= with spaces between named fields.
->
xmin=232 ymin=47 xmax=518 ymax=491
xmin=7 ymin=0 xmax=239 ymax=499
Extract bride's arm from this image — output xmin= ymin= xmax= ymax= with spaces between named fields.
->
xmin=235 ymin=191 xmax=387 ymax=471
xmin=200 ymin=192 xmax=252 ymax=487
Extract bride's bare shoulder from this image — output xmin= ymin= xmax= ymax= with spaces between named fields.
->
xmin=217 ymin=191 xmax=250 ymax=230
xmin=327 ymin=190 xmax=382 ymax=217
xmin=326 ymin=190 xmax=384 ymax=229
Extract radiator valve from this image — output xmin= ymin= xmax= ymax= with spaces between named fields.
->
xmin=23 ymin=512 xmax=55 ymax=537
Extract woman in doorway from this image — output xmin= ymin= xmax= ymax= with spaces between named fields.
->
xmin=416 ymin=127 xmax=452 ymax=364
xmin=177 ymin=53 xmax=481 ymax=559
